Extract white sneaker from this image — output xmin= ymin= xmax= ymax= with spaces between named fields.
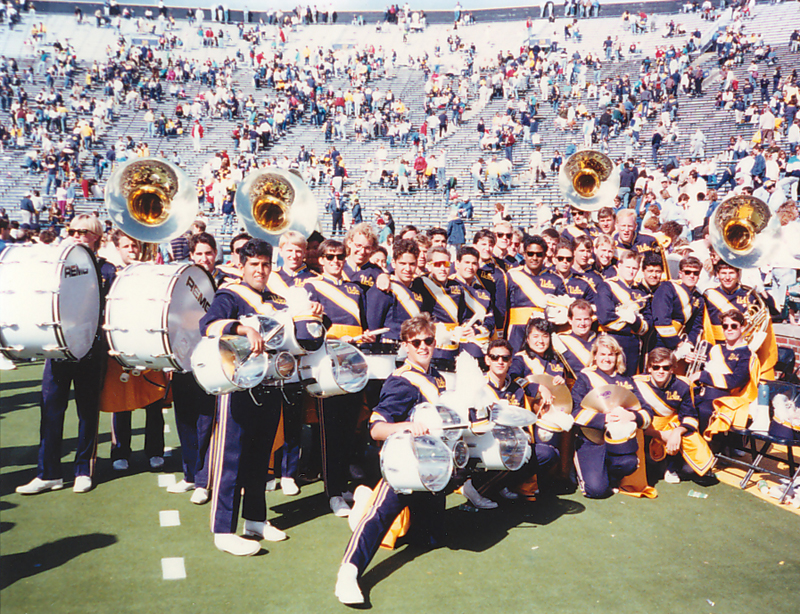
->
xmin=347 ymin=485 xmax=373 ymax=532
xmin=16 ymin=477 xmax=64 ymax=495
xmin=664 ymin=470 xmax=681 ymax=484
xmin=330 ymin=496 xmax=352 ymax=517
xmin=281 ymin=477 xmax=300 ymax=496
xmin=214 ymin=533 xmax=260 ymax=556
xmin=243 ymin=519 xmax=287 ymax=542
xmin=112 ymin=459 xmax=129 ymax=471
xmin=190 ymin=487 xmax=210 ymax=505
xmin=167 ymin=479 xmax=195 ymax=494
xmin=265 ymin=478 xmax=278 ymax=491
xmin=73 ymin=476 xmax=93 ymax=493
xmin=335 ymin=563 xmax=364 ymax=605
xmin=498 ymin=487 xmax=519 ymax=500
xmin=462 ymin=479 xmax=498 ymax=509
xmin=149 ymin=456 xmax=165 ymax=470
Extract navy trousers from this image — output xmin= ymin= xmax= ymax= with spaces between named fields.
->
xmin=172 ymin=372 xmax=216 ymax=487
xmin=319 ymin=393 xmax=363 ymax=498
xmin=38 ymin=354 xmax=104 ymax=480
xmin=278 ymin=387 xmax=306 ymax=480
xmin=110 ymin=402 xmax=165 ymax=461
xmin=574 ymin=434 xmax=639 ymax=498
xmin=209 ymin=388 xmax=281 ymax=534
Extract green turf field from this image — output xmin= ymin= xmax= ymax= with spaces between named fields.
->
xmin=2 ymin=362 xmax=798 ymax=614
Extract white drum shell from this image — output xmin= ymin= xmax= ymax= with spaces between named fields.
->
xmin=363 ymin=354 xmax=399 ymax=380
xmin=191 ymin=336 xmax=244 ymax=395
xmin=0 ymin=243 xmax=100 ymax=361
xmin=380 ymin=431 xmax=453 ymax=494
xmin=104 ymin=263 xmax=214 ymax=371
xmin=297 ymin=340 xmax=369 ymax=397
xmin=464 ymin=426 xmax=530 ymax=471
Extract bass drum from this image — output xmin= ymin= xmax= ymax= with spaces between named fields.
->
xmin=104 ymin=263 xmax=214 ymax=371
xmin=0 ymin=243 xmax=100 ymax=361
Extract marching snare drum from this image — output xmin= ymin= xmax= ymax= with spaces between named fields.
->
xmin=104 ymin=263 xmax=214 ymax=371
xmin=355 ymin=341 xmax=401 ymax=380
xmin=0 ymin=243 xmax=100 ymax=361
xmin=296 ymin=339 xmax=369 ymax=397
xmin=380 ymin=431 xmax=453 ymax=494
xmin=190 ymin=335 xmax=269 ymax=395
xmin=464 ymin=424 xmax=531 ymax=471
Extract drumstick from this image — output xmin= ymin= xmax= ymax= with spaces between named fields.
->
xmin=353 ymin=328 xmax=390 ymax=341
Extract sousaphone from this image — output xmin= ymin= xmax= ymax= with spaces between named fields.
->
xmin=558 ymin=150 xmax=621 ymax=212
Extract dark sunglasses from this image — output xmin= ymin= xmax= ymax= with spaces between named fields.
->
xmin=650 ymin=365 xmax=671 ymax=372
xmin=408 ymin=337 xmax=435 ymax=349
xmin=526 ymin=250 xmax=545 ymax=257
xmin=430 ymin=260 xmax=450 ymax=268
xmin=555 ymin=255 xmax=574 ymax=262
xmin=323 ymin=253 xmax=346 ymax=261
xmin=495 ymin=232 xmax=512 ymax=239
xmin=68 ymin=228 xmax=94 ymax=236
xmin=682 ymin=269 xmax=701 ymax=277
xmin=487 ymin=353 xmax=512 ymax=362
xmin=722 ymin=323 xmax=740 ymax=330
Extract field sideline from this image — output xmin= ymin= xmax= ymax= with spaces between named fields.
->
xmin=1 ymin=362 xmax=798 ymax=613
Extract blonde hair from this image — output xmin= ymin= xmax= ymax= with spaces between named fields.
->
xmin=345 ymin=222 xmax=377 ymax=250
xmin=593 ymin=233 xmax=615 ymax=251
xmin=279 ymin=230 xmax=307 ymax=249
xmin=591 ymin=334 xmax=626 ymax=375
xmin=69 ymin=214 xmax=103 ymax=237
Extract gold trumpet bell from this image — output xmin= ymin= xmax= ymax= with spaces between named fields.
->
xmin=558 ymin=150 xmax=620 ymax=212
xmin=235 ymin=168 xmax=318 ymax=246
xmin=105 ymin=158 xmax=199 ymax=243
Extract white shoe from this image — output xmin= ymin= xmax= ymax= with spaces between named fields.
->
xmin=112 ymin=459 xmax=129 ymax=471
xmin=335 ymin=563 xmax=364 ymax=605
xmin=149 ymin=456 xmax=165 ymax=470
xmin=265 ymin=478 xmax=278 ymax=491
xmin=16 ymin=477 xmax=64 ymax=495
xmin=664 ymin=470 xmax=681 ymax=484
xmin=281 ymin=477 xmax=300 ymax=496
xmin=73 ymin=475 xmax=93 ymax=493
xmin=167 ymin=479 xmax=195 ymax=494
xmin=214 ymin=533 xmax=260 ymax=556
xmin=462 ymin=479 xmax=498 ymax=509
xmin=498 ymin=487 xmax=519 ymax=500
xmin=330 ymin=496 xmax=352 ymax=517
xmin=190 ymin=487 xmax=210 ymax=504
xmin=243 ymin=519 xmax=287 ymax=542
xmin=347 ymin=485 xmax=373 ymax=532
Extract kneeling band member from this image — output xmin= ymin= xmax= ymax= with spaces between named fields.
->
xmin=335 ymin=314 xmax=446 ymax=605
xmin=200 ymin=239 xmax=324 ymax=556
xmin=571 ymin=335 xmax=654 ymax=499
xmin=635 ymin=348 xmax=715 ymax=483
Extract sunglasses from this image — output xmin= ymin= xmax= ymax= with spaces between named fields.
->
xmin=68 ymin=228 xmax=95 ymax=237
xmin=722 ymin=323 xmax=740 ymax=330
xmin=682 ymin=269 xmax=701 ymax=277
xmin=408 ymin=337 xmax=435 ymax=349
xmin=555 ymin=255 xmax=574 ymax=262
xmin=487 ymin=354 xmax=512 ymax=362
xmin=650 ymin=365 xmax=671 ymax=372
xmin=323 ymin=253 xmax=346 ymax=261
xmin=430 ymin=260 xmax=450 ymax=268
xmin=526 ymin=250 xmax=545 ymax=257
xmin=496 ymin=232 xmax=512 ymax=239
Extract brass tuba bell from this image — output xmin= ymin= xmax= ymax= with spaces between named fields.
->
xmin=709 ymin=195 xmax=799 ymax=269
xmin=234 ymin=168 xmax=319 ymax=246
xmin=105 ymin=157 xmax=199 ymax=243
xmin=558 ymin=150 xmax=620 ymax=212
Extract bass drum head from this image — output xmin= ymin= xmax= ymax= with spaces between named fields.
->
xmin=58 ymin=244 xmax=101 ymax=360
xmin=166 ymin=265 xmax=215 ymax=371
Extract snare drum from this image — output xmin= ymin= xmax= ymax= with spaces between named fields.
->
xmin=104 ymin=263 xmax=214 ymax=371
xmin=0 ymin=243 xmax=100 ymax=361
xmin=464 ymin=425 xmax=530 ymax=471
xmin=380 ymin=431 xmax=453 ymax=494
xmin=296 ymin=339 xmax=369 ymax=397
xmin=191 ymin=335 xmax=269 ymax=395
xmin=355 ymin=341 xmax=401 ymax=380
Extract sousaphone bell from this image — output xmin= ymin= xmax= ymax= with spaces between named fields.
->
xmin=105 ymin=157 xmax=199 ymax=243
xmin=558 ymin=150 xmax=620 ymax=212
xmin=235 ymin=168 xmax=319 ymax=246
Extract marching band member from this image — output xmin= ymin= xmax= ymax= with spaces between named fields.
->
xmin=561 ymin=207 xmax=600 ymax=243
xmin=453 ymin=246 xmax=496 ymax=358
xmin=652 ymin=255 xmax=705 ymax=353
xmin=510 ymin=318 xmax=568 ymax=383
xmin=571 ymin=235 xmax=605 ymax=293
xmin=613 ymin=209 xmax=660 ymax=256
xmin=553 ymin=299 xmax=597 ymax=381
xmin=335 ymin=314 xmax=447 ymax=605
xmin=703 ymin=261 xmax=778 ymax=380
xmin=367 ymin=239 xmax=426 ymax=340
xmin=104 ymin=231 xmax=166 ymax=473
xmin=199 ymin=239 xmax=324 ymax=556
xmin=465 ymin=339 xmax=556 ymax=508
xmin=592 ymin=233 xmax=618 ymax=280
xmin=305 ymin=239 xmax=375 ymax=517
xmin=635 ymin=348 xmax=715 ymax=484
xmin=17 ymin=215 xmax=116 ymax=495
xmin=168 ymin=232 xmax=221 ymax=503
xmin=506 ymin=235 xmax=566 ymax=352
xmin=418 ymin=246 xmax=467 ymax=360
xmin=689 ymin=310 xmax=759 ymax=439
xmin=636 ymin=251 xmax=666 ymax=368
xmin=552 ymin=239 xmax=596 ymax=305
xmin=267 ymin=231 xmax=318 ymax=298
xmin=492 ymin=220 xmax=519 ymax=269
xmin=596 ymin=250 xmax=651 ymax=376
xmin=216 ymin=231 xmax=251 ymax=284
xmin=571 ymin=335 xmax=655 ymax=499
xmin=343 ymin=223 xmax=390 ymax=292
xmin=473 ymin=229 xmax=508 ymax=336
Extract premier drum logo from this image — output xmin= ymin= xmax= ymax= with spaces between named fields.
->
xmin=64 ymin=264 xmax=89 ymax=277
xmin=186 ymin=276 xmax=211 ymax=311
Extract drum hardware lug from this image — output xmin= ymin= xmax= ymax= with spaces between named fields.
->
xmin=36 ymin=321 xmax=58 ymax=328
xmin=153 ymin=353 xmax=173 ymax=358
xmin=119 ymin=372 xmax=131 ymax=383
xmin=145 ymin=328 xmax=169 ymax=334
xmin=103 ymin=325 xmax=129 ymax=333
xmin=132 ymin=369 xmax=142 ymax=377
xmin=0 ymin=322 xmax=17 ymax=329
xmin=0 ymin=345 xmax=24 ymax=352
xmin=42 ymin=344 xmax=67 ymax=352
xmin=108 ymin=350 xmax=122 ymax=356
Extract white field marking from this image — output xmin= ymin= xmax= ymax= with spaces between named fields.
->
xmin=161 ymin=557 xmax=186 ymax=580
xmin=164 ymin=424 xmax=171 ymax=433
xmin=164 ymin=446 xmax=174 ymax=457
xmin=158 ymin=474 xmax=177 ymax=488
xmin=159 ymin=510 xmax=181 ymax=527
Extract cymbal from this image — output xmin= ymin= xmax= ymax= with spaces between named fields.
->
xmin=526 ymin=374 xmax=572 ymax=414
xmin=491 ymin=404 xmax=537 ymax=427
xmin=580 ymin=385 xmax=641 ymax=414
